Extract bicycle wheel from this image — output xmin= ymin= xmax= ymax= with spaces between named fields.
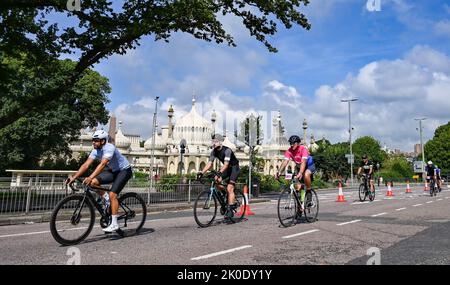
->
xmin=304 ymin=190 xmax=319 ymax=223
xmin=193 ymin=190 xmax=218 ymax=228
xmin=430 ymin=181 xmax=435 ymax=197
xmin=50 ymin=194 xmax=95 ymax=246
xmin=117 ymin=193 xmax=147 ymax=237
xmin=369 ymin=185 xmax=376 ymax=201
xmin=277 ymin=187 xmax=297 ymax=227
xmin=359 ymin=184 xmax=367 ymax=202
xmin=228 ymin=189 xmax=246 ymax=223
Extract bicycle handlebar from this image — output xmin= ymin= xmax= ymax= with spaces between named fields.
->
xmin=196 ymin=170 xmax=227 ymax=186
xmin=66 ymin=178 xmax=109 ymax=192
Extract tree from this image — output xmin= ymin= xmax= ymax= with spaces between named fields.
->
xmin=424 ymin=121 xmax=450 ymax=176
xmin=0 ymin=54 xmax=110 ymax=172
xmin=378 ymin=155 xmax=414 ymax=181
xmin=0 ymin=0 xmax=311 ymax=131
xmin=352 ymin=136 xmax=387 ymax=166
xmin=314 ymin=142 xmax=349 ymax=182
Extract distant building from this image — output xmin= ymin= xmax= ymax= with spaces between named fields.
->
xmin=414 ymin=144 xmax=422 ymax=155
xmin=69 ymin=98 xmax=323 ymax=177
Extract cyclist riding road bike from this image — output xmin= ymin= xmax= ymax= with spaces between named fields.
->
xmin=275 ymin=135 xmax=316 ymax=209
xmin=357 ymin=155 xmax=374 ymax=193
xmin=66 ymin=130 xmax=133 ymax=233
xmin=197 ymin=134 xmax=240 ymax=220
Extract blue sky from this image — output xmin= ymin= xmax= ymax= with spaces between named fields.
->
xmin=78 ymin=0 xmax=450 ymax=151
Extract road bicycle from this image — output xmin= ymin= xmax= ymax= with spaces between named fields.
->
xmin=193 ymin=171 xmax=246 ymax=227
xmin=359 ymin=174 xmax=375 ymax=202
xmin=277 ymin=174 xmax=319 ymax=227
xmin=428 ymin=177 xmax=438 ymax=197
xmin=49 ymin=178 xmax=147 ymax=245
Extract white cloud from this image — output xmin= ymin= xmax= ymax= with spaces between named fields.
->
xmin=405 ymin=45 xmax=450 ymax=74
xmin=111 ymin=45 xmax=450 ymax=152
xmin=435 ymin=19 xmax=450 ymax=38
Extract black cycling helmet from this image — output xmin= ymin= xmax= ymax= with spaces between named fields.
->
xmin=362 ymin=154 xmax=368 ymax=159
xmin=288 ymin=135 xmax=301 ymax=145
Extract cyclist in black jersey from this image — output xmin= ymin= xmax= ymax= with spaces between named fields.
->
xmin=426 ymin=161 xmax=437 ymax=188
xmin=357 ymin=155 xmax=374 ymax=193
xmin=197 ymin=134 xmax=240 ymax=219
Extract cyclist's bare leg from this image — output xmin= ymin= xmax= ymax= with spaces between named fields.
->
xmin=370 ymin=179 xmax=374 ymax=191
xmin=91 ymin=178 xmax=105 ymax=197
xmin=109 ymin=192 xmax=119 ymax=215
xmin=215 ymin=182 xmax=226 ymax=193
xmin=304 ymin=170 xmax=312 ymax=190
xmin=227 ymin=182 xmax=236 ymax=205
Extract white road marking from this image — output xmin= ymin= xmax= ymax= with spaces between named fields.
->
xmin=395 ymin=208 xmax=407 ymax=211
xmin=0 ymin=218 xmax=161 ymax=239
xmin=337 ymin=220 xmax=362 ymax=226
xmin=282 ymin=229 xmax=320 ymax=239
xmin=371 ymin=212 xmax=387 ymax=217
xmin=413 ymin=204 xmax=423 ymax=207
xmin=437 ymin=199 xmax=443 ymax=201
xmin=0 ymin=230 xmax=51 ymax=238
xmin=191 ymin=245 xmax=252 ymax=261
xmin=351 ymin=201 xmax=370 ymax=205
xmin=426 ymin=201 xmax=434 ymax=204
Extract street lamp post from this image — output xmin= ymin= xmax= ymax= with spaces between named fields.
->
xmin=180 ymin=139 xmax=187 ymax=176
xmin=149 ymin=96 xmax=159 ymax=204
xmin=415 ymin=118 xmax=427 ymax=182
xmin=341 ymin=98 xmax=358 ymax=187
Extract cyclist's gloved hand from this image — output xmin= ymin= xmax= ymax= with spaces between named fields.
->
xmin=215 ymin=172 xmax=223 ymax=181
xmin=66 ymin=176 xmax=75 ymax=185
xmin=196 ymin=172 xmax=203 ymax=181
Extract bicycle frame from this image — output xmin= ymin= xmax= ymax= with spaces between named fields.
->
xmin=205 ymin=182 xmax=228 ymax=210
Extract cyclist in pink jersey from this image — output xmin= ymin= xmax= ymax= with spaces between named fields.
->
xmin=276 ymin=135 xmax=316 ymax=207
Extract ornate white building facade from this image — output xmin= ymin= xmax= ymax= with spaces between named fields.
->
xmin=69 ymin=98 xmax=320 ymax=177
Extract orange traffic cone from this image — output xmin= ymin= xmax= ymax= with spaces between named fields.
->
xmin=405 ymin=182 xmax=412 ymax=193
xmin=386 ymin=182 xmax=394 ymax=197
xmin=424 ymin=181 xmax=429 ymax=191
xmin=238 ymin=184 xmax=254 ymax=216
xmin=336 ymin=181 xmax=347 ymax=202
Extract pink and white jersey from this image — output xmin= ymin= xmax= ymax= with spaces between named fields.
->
xmin=284 ymin=145 xmax=310 ymax=165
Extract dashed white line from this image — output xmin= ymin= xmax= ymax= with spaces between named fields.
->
xmin=351 ymin=201 xmax=370 ymax=205
xmin=426 ymin=201 xmax=434 ymax=204
xmin=371 ymin=212 xmax=387 ymax=217
xmin=0 ymin=230 xmax=51 ymax=239
xmin=337 ymin=220 xmax=362 ymax=226
xmin=413 ymin=204 xmax=423 ymax=207
xmin=395 ymin=208 xmax=407 ymax=211
xmin=191 ymin=245 xmax=253 ymax=261
xmin=437 ymin=199 xmax=443 ymax=201
xmin=282 ymin=229 xmax=320 ymax=239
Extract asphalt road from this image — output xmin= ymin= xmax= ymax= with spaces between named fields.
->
xmin=1 ymin=185 xmax=450 ymax=265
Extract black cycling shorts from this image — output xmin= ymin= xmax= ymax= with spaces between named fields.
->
xmin=96 ymin=167 xmax=133 ymax=194
xmin=221 ymin=165 xmax=240 ymax=184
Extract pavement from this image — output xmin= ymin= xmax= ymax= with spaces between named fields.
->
xmin=1 ymin=184 xmax=449 ymax=265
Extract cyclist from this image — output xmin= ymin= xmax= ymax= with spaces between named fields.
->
xmin=357 ymin=155 xmax=374 ymax=193
xmin=275 ymin=135 xmax=316 ymax=209
xmin=436 ymin=165 xmax=442 ymax=192
xmin=66 ymin=130 xmax=133 ymax=232
xmin=197 ymin=134 xmax=240 ymax=219
xmin=425 ymin=161 xmax=437 ymax=192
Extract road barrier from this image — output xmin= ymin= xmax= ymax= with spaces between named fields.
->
xmin=0 ymin=176 xmax=244 ymax=216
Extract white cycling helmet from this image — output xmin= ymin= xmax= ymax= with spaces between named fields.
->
xmin=211 ymin=133 xmax=224 ymax=148
xmin=92 ymin=130 xmax=109 ymax=141
xmin=427 ymin=161 xmax=433 ymax=165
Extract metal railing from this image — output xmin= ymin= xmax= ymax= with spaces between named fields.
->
xmin=0 ymin=177 xmax=244 ymax=216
